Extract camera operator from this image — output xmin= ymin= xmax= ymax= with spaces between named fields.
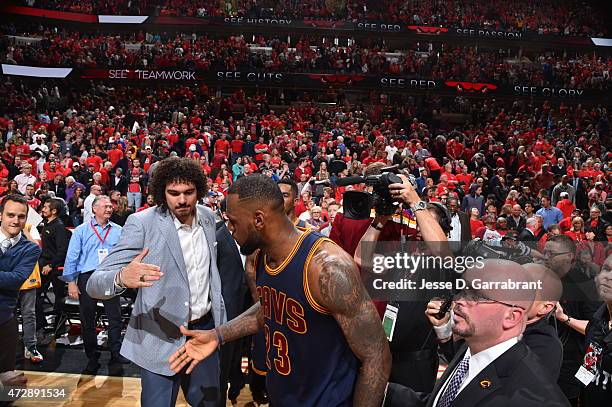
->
xmin=354 ymin=175 xmax=450 ymax=392
xmin=330 ymin=163 xmax=417 ymax=258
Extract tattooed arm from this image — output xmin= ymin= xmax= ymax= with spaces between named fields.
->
xmin=169 ymin=300 xmax=263 ymax=374
xmin=308 ymin=241 xmax=391 ymax=407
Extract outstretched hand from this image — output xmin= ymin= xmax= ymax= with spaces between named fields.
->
xmin=119 ymin=248 xmax=163 ymax=288
xmin=169 ymin=326 xmax=219 ymax=374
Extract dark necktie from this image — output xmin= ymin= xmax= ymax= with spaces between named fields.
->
xmin=437 ymin=354 xmax=470 ymax=407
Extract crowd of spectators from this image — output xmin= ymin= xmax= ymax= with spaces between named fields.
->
xmin=20 ymin=0 xmax=151 ymax=15
xmin=2 ymin=29 xmax=610 ymax=90
xmin=0 ymin=79 xmax=609 ymax=249
xmin=20 ymin=0 xmax=609 ymax=37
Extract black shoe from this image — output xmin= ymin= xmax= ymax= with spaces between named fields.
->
xmin=82 ymin=360 xmax=100 ymax=375
xmin=110 ymin=354 xmax=130 ymax=365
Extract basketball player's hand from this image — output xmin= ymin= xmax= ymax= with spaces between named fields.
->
xmin=425 ymin=299 xmax=450 ymax=327
xmin=169 ymin=326 xmax=218 ymax=374
xmin=119 ymin=248 xmax=163 ymax=288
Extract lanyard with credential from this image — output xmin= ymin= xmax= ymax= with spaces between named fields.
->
xmin=90 ymin=221 xmax=111 ymax=246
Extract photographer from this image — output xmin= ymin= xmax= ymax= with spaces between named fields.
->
xmin=330 ymin=163 xmax=416 ymax=257
xmin=354 ymin=174 xmax=450 ymax=392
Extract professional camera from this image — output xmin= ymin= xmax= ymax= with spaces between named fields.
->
xmin=336 ymin=167 xmax=416 ymax=220
xmin=462 ymin=237 xmax=533 ymax=264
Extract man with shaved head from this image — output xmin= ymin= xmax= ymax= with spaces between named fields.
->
xmin=428 ymin=261 xmax=564 ymax=380
xmin=386 ymin=259 xmax=570 ymax=407
xmin=507 ymin=204 xmax=526 ymax=232
xmin=522 ymin=263 xmax=564 ymax=378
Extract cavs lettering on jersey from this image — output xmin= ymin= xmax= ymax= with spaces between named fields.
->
xmin=251 ymin=224 xmax=311 ymax=377
xmin=255 ymin=229 xmax=359 ymax=406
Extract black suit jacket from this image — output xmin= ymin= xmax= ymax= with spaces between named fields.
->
xmin=507 ymin=215 xmax=526 ymax=232
xmin=216 ymin=223 xmax=248 ymax=320
xmin=216 ymin=222 xmax=249 ymax=405
xmin=48 ymin=182 xmax=66 ymax=200
xmin=385 ymin=341 xmax=570 ymax=407
xmin=449 ymin=211 xmax=472 ymax=253
xmin=110 ymin=175 xmax=129 ymax=194
xmin=438 ymin=316 xmax=563 ymax=381
xmin=39 ymin=217 xmax=70 ymax=269
xmin=518 ymin=228 xmax=537 ymax=242
xmin=456 ymin=211 xmax=472 ymax=242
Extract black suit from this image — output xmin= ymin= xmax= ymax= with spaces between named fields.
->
xmin=36 ymin=217 xmax=71 ymax=331
xmin=216 ymin=223 xmax=249 ymax=406
xmin=439 ymin=316 xmax=563 ymax=380
xmin=570 ymin=177 xmax=588 ymax=210
xmin=507 ymin=215 xmax=526 ymax=232
xmin=384 ymin=341 xmax=570 ymax=407
xmin=48 ymin=182 xmax=66 ymax=200
xmin=518 ymin=228 xmax=537 ymax=242
xmin=449 ymin=211 xmax=472 ymax=253
xmin=110 ymin=175 xmax=128 ymax=194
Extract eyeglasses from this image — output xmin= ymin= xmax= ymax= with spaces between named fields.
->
xmin=455 ymin=288 xmax=526 ymax=310
xmin=542 ymin=250 xmax=573 ymax=259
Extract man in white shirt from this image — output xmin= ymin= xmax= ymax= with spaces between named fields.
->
xmin=385 ymin=139 xmax=398 ymax=163
xmin=384 ymin=259 xmax=570 ymax=407
xmin=82 ymin=185 xmax=102 ymax=225
xmin=86 ymin=158 xmax=225 ymax=407
xmin=14 ymin=164 xmax=38 ymax=195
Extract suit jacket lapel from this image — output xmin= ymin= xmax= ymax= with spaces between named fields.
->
xmin=427 ymin=344 xmax=469 ymax=407
xmin=452 ymin=363 xmax=502 ymax=406
xmin=222 ymin=226 xmax=242 ymax=265
xmin=158 ymin=211 xmax=189 ymax=285
xmin=453 ymin=342 xmax=527 ymax=407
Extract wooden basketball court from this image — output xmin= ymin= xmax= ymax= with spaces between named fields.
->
xmin=13 ymin=371 xmax=257 ymax=407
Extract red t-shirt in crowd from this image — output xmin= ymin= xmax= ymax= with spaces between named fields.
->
xmin=86 ymin=155 xmax=103 ymax=172
xmin=215 ymin=139 xmax=231 ymax=156
xmin=254 ymin=143 xmax=268 ymax=161
xmin=470 ymin=220 xmax=485 ymax=237
xmin=556 ymin=199 xmax=576 ymax=219
xmin=108 ymin=148 xmax=123 ymax=166
xmin=424 ymin=157 xmax=442 ymax=172
xmin=230 ymin=139 xmax=244 ymax=154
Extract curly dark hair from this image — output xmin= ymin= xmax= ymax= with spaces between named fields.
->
xmin=149 ymin=157 xmax=207 ymax=213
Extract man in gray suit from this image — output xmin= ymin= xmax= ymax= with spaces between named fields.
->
xmin=87 ymin=157 xmax=226 ymax=407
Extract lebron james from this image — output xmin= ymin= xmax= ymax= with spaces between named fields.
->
xmin=169 ymin=174 xmax=390 ymax=406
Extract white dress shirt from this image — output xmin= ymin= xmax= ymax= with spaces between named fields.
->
xmin=14 ymin=174 xmax=38 ymax=194
xmin=433 ymin=337 xmax=519 ymax=406
xmin=0 ymin=229 xmax=21 ymax=251
xmin=174 ymin=213 xmax=211 ymax=321
xmin=83 ymin=194 xmax=96 ymax=224
xmin=449 ymin=213 xmax=462 ymax=242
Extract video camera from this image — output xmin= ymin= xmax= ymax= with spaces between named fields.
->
xmin=336 ymin=166 xmax=417 ymax=220
xmin=462 ymin=237 xmax=533 ymax=265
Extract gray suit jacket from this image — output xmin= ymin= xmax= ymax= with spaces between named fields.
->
xmin=86 ymin=205 xmax=227 ymax=376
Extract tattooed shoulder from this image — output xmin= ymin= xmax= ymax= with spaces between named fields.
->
xmin=311 ymin=242 xmax=364 ymax=314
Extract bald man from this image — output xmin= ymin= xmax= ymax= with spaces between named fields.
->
xmin=386 ymin=259 xmax=570 ymax=407
xmin=521 ymin=263 xmax=564 ymax=379
xmin=428 ymin=262 xmax=564 ymax=380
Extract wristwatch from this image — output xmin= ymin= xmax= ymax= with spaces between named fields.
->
xmin=371 ymin=221 xmax=385 ymax=231
xmin=410 ymin=200 xmax=428 ymax=213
